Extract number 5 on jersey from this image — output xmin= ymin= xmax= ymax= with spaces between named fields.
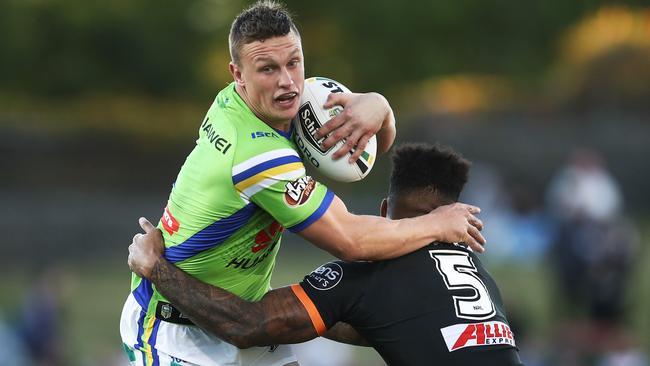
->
xmin=430 ymin=250 xmax=496 ymax=320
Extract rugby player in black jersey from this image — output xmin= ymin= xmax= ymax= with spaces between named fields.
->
xmin=128 ymin=143 xmax=523 ymax=365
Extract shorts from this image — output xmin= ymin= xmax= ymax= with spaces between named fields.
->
xmin=120 ymin=294 xmax=298 ymax=366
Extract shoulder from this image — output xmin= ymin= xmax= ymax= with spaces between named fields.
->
xmin=302 ymin=260 xmax=373 ymax=292
xmin=194 ymin=86 xmax=245 ymax=155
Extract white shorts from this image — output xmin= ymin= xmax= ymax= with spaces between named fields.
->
xmin=120 ymin=294 xmax=297 ymax=366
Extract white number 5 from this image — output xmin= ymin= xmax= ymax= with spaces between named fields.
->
xmin=430 ymin=250 xmax=496 ymax=320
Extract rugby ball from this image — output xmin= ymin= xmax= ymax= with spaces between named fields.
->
xmin=293 ymin=77 xmax=377 ymax=182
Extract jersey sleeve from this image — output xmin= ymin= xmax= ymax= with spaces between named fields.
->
xmin=291 ymin=261 xmax=366 ymax=334
xmin=231 ymin=147 xmax=334 ymax=232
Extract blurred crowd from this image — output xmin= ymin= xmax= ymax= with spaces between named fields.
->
xmin=0 ymin=268 xmax=69 ymax=366
xmin=1 ymin=147 xmax=646 ymax=366
xmin=462 ymin=148 xmax=645 ymax=366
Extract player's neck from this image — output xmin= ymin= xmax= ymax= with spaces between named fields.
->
xmin=235 ymin=84 xmax=292 ymax=132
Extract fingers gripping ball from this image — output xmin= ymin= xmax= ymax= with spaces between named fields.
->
xmin=293 ymin=77 xmax=377 ymax=182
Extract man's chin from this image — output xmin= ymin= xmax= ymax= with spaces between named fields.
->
xmin=275 ymin=106 xmax=300 ymax=122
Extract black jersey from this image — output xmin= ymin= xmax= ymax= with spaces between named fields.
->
xmin=295 ymin=243 xmax=523 ymax=366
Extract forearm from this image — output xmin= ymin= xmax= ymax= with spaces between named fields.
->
xmin=301 ymin=197 xmax=438 ymax=261
xmin=150 ymin=258 xmax=261 ymax=347
xmin=343 ymin=213 xmax=437 ymax=260
xmin=301 ymin=197 xmax=483 ymax=261
xmin=150 ymin=259 xmax=318 ymax=348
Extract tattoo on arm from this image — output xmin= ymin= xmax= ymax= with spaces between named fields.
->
xmin=323 ymin=322 xmax=370 ymax=347
xmin=151 ymin=258 xmax=319 ymax=348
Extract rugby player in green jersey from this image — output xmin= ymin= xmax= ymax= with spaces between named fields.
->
xmin=120 ymin=2 xmax=486 ymax=365
xmin=127 ymin=143 xmax=523 ymax=366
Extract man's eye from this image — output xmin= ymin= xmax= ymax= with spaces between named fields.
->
xmin=261 ymin=66 xmax=274 ymax=73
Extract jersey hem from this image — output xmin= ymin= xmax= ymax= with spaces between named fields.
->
xmin=287 ymin=189 xmax=335 ymax=232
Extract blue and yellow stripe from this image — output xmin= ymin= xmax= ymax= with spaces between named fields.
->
xmin=234 ymin=162 xmax=304 ymax=193
xmin=132 ymin=279 xmax=161 ymax=366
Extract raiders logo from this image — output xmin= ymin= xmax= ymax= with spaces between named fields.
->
xmin=284 ymin=176 xmax=316 ymax=207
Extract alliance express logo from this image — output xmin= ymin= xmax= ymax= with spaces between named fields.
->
xmin=440 ymin=320 xmax=516 ymax=352
xmin=284 ymin=176 xmax=316 ymax=207
xmin=161 ymin=206 xmax=180 ymax=236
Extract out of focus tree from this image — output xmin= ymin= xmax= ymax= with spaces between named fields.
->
xmin=0 ymin=0 xmax=240 ymax=97
xmin=2 ymin=0 xmax=648 ymax=100
xmin=551 ymin=6 xmax=650 ymax=112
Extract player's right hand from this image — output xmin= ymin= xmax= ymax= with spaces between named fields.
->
xmin=315 ymin=92 xmax=392 ymax=163
xmin=428 ymin=203 xmax=486 ymax=253
xmin=128 ymin=217 xmax=165 ymax=279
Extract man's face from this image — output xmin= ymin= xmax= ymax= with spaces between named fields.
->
xmin=230 ymin=31 xmax=304 ymax=126
xmin=384 ymin=189 xmax=445 ymax=220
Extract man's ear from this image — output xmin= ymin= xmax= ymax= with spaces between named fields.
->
xmin=380 ymin=198 xmax=388 ymax=218
xmin=229 ymin=62 xmax=245 ymax=86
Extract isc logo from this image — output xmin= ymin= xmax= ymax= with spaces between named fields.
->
xmin=250 ymin=131 xmax=279 ymax=139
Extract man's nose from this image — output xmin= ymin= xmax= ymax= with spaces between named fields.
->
xmin=278 ymin=68 xmax=294 ymax=88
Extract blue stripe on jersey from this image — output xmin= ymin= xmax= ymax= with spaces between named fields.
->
xmin=288 ymin=190 xmax=335 ymax=233
xmin=133 ymin=279 xmax=154 ymax=310
xmin=132 ymin=279 xmax=153 ymax=362
xmin=149 ymin=319 xmax=162 ymax=366
xmin=232 ymin=155 xmax=302 ymax=185
xmin=134 ymin=307 xmax=147 ymax=358
xmin=164 ymin=203 xmax=258 ymax=263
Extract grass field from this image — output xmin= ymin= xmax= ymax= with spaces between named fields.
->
xmin=1 ymin=219 xmax=648 ymax=365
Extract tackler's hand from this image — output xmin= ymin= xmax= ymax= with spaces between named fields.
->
xmin=128 ymin=217 xmax=165 ymax=279
xmin=427 ymin=203 xmax=486 ymax=253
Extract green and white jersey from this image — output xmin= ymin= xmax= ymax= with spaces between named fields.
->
xmin=124 ymin=83 xmax=333 ymax=365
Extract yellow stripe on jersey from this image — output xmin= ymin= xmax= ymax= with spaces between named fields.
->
xmin=234 ymin=162 xmax=304 ymax=192
xmin=141 ymin=314 xmax=157 ymax=366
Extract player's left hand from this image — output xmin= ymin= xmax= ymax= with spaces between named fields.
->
xmin=128 ymin=217 xmax=165 ymax=280
xmin=315 ymin=92 xmax=393 ymax=163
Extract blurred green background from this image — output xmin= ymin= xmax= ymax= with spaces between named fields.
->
xmin=1 ymin=0 xmax=650 ymax=365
